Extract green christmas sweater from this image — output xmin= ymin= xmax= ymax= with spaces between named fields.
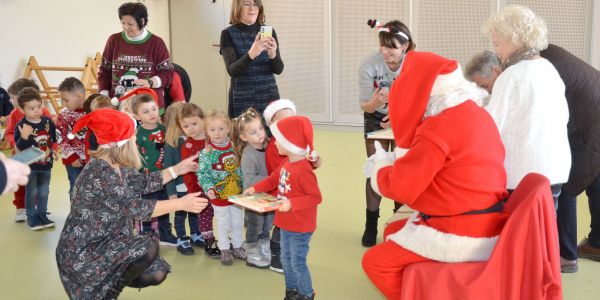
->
xmin=197 ymin=140 xmax=243 ymax=206
xmin=136 ymin=124 xmax=166 ymax=173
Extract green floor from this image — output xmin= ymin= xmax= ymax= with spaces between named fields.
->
xmin=0 ymin=130 xmax=598 ymax=299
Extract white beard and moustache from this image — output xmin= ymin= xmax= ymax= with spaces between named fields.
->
xmin=423 ymin=81 xmax=490 ymax=119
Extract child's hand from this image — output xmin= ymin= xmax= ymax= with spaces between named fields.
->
xmin=52 ymin=149 xmax=60 ymax=160
xmin=309 ymin=154 xmax=323 ymax=169
xmin=243 ymin=187 xmax=256 ymax=195
xmin=18 ymin=124 xmax=33 ymax=140
xmin=278 ymin=198 xmax=291 ymax=212
xmin=179 ymin=192 xmax=209 ymax=213
xmin=71 ymin=159 xmax=83 ymax=168
xmin=207 ymin=189 xmax=216 ymax=200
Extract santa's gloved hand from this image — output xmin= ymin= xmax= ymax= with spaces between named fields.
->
xmin=394 ymin=147 xmax=408 ymax=159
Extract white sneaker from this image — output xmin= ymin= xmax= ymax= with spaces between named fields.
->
xmin=15 ymin=209 xmax=26 ymax=222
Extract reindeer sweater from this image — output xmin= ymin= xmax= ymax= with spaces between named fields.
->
xmin=14 ymin=116 xmax=57 ymax=170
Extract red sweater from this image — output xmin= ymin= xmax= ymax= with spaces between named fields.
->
xmin=254 ymin=158 xmax=322 ymax=233
xmin=56 ymin=108 xmax=86 ymax=165
xmin=181 ymin=137 xmax=205 ymax=194
xmin=98 ymin=31 xmax=174 ymax=108
xmin=265 ymin=137 xmax=285 ymax=174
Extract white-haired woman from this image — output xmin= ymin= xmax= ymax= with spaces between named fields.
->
xmin=482 ymin=5 xmax=571 ymax=206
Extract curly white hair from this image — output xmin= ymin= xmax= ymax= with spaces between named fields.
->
xmin=482 ymin=5 xmax=548 ymax=52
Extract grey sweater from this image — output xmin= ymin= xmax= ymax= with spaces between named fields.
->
xmin=241 ymin=144 xmax=268 ymax=190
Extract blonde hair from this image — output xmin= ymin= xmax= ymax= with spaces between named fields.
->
xmin=230 ymin=0 xmax=265 ymax=25
xmin=90 ymin=137 xmax=142 ymax=170
xmin=91 ymin=95 xmax=113 ymax=111
xmin=164 ymin=102 xmax=184 ymax=148
xmin=231 ymin=107 xmax=263 ymax=164
xmin=483 ymin=5 xmax=548 ymax=52
xmin=119 ymin=98 xmax=133 ymax=114
xmin=204 ymin=109 xmax=231 ymax=151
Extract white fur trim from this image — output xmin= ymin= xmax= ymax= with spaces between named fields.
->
xmin=270 ymin=121 xmax=307 ymax=156
xmin=67 ymin=133 xmax=75 ymax=140
xmin=98 ymin=139 xmax=130 ymax=149
xmin=263 ymin=99 xmax=296 ymax=125
xmin=370 ymin=157 xmax=394 ymax=196
xmin=430 ymin=64 xmax=467 ymax=97
xmin=387 ymin=212 xmax=498 ymax=262
xmin=152 ymin=76 xmax=162 ymax=89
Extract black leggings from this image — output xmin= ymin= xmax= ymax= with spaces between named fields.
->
xmin=122 ymin=240 xmax=167 ymax=288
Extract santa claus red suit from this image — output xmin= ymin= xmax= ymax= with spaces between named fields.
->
xmin=362 ymin=51 xmax=509 ymax=299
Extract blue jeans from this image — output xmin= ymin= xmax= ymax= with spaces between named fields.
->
xmin=280 ymin=229 xmax=313 ymax=297
xmin=65 ymin=165 xmax=83 ymax=198
xmin=25 ymin=169 xmax=51 ymax=219
xmin=245 ymin=210 xmax=274 ymax=243
xmin=558 ymin=175 xmax=600 ymax=260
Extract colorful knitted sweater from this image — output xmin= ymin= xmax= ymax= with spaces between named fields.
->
xmin=136 ymin=124 xmax=166 ymax=173
xmin=197 ymin=140 xmax=243 ymax=206
xmin=56 ymin=108 xmax=86 ymax=165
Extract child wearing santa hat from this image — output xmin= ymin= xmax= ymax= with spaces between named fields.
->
xmin=245 ymin=116 xmax=322 ymax=300
xmin=197 ymin=109 xmax=246 ymax=266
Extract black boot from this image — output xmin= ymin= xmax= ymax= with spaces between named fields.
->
xmin=283 ymin=288 xmax=298 ymax=300
xmin=270 ymin=239 xmax=283 ymax=273
xmin=361 ymin=209 xmax=379 ymax=247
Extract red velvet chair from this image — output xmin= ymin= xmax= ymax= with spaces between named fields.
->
xmin=399 ymin=173 xmax=562 ymax=300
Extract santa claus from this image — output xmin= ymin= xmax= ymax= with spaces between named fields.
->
xmin=362 ymin=51 xmax=509 ymax=299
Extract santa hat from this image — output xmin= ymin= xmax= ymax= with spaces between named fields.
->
xmin=388 ymin=51 xmax=466 ymax=148
xmin=270 ymin=116 xmax=315 ymax=157
xmin=67 ymin=109 xmax=135 ymax=148
xmin=111 ymin=87 xmax=158 ymax=106
xmin=263 ymin=99 xmax=296 ymax=125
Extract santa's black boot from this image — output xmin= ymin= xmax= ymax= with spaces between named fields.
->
xmin=361 ymin=209 xmax=379 ymax=247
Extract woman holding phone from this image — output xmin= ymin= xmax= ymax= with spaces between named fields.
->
xmin=220 ymin=0 xmax=284 ymax=118
xmin=359 ymin=20 xmax=415 ymax=247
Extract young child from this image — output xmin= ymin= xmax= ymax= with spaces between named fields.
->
xmin=164 ymin=102 xmax=203 ymax=256
xmin=5 ymin=78 xmax=52 ymax=222
xmin=177 ymin=103 xmax=221 ymax=258
xmin=232 ymin=107 xmax=272 ymax=269
xmin=14 ymin=88 xmax=58 ymax=231
xmin=245 ymin=116 xmax=322 ymax=300
xmin=198 ymin=109 xmax=246 ymax=266
xmin=262 ymin=99 xmax=297 ymax=273
xmin=81 ymin=94 xmax=113 ymax=163
xmin=57 ymin=77 xmax=87 ymax=197
xmin=131 ymin=94 xmax=177 ymax=246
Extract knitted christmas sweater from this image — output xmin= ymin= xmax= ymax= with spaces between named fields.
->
xmin=98 ymin=30 xmax=174 ymax=108
xmin=136 ymin=124 xmax=166 ymax=173
xmin=56 ymin=108 xmax=86 ymax=165
xmin=181 ymin=137 xmax=206 ymax=194
xmin=254 ymin=158 xmax=322 ymax=233
xmin=5 ymin=107 xmax=52 ymax=149
xmin=14 ymin=116 xmax=57 ymax=171
xmin=197 ymin=140 xmax=243 ymax=206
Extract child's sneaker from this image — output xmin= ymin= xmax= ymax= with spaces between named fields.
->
xmin=190 ymin=233 xmax=205 ymax=248
xmin=27 ymin=215 xmax=44 ymax=231
xmin=158 ymin=225 xmax=178 ymax=247
xmin=204 ymin=238 xmax=221 ymax=258
xmin=284 ymin=288 xmax=298 ymax=300
xmin=15 ymin=209 xmax=26 ymax=222
xmin=220 ymin=249 xmax=233 ymax=266
xmin=39 ymin=213 xmax=55 ymax=228
xmin=176 ymin=237 xmax=195 ymax=256
xmin=232 ymin=247 xmax=247 ymax=260
xmin=270 ymin=253 xmax=284 ymax=273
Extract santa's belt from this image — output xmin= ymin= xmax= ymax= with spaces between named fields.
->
xmin=419 ymin=199 xmax=505 ymax=221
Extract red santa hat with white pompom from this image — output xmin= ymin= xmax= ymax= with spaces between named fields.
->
xmin=67 ymin=109 xmax=135 ymax=148
xmin=270 ymin=116 xmax=316 ymax=160
xmin=111 ymin=87 xmax=159 ymax=107
xmin=263 ymin=99 xmax=296 ymax=126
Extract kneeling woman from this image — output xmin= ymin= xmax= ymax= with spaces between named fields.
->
xmin=56 ymin=109 xmax=208 ymax=299
xmin=362 ymin=52 xmax=508 ymax=299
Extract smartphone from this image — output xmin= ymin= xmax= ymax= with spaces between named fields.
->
xmin=10 ymin=147 xmax=46 ymax=165
xmin=260 ymin=25 xmax=273 ymax=39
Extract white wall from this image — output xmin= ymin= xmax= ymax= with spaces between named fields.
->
xmin=0 ymin=0 xmax=170 ymax=89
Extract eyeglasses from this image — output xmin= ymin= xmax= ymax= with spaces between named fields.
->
xmin=242 ymin=2 xmax=260 ymax=9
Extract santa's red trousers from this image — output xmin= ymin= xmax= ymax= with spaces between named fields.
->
xmin=362 ymin=219 xmax=432 ymax=300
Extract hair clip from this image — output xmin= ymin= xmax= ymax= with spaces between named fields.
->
xmin=367 ymin=19 xmax=409 ymax=41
